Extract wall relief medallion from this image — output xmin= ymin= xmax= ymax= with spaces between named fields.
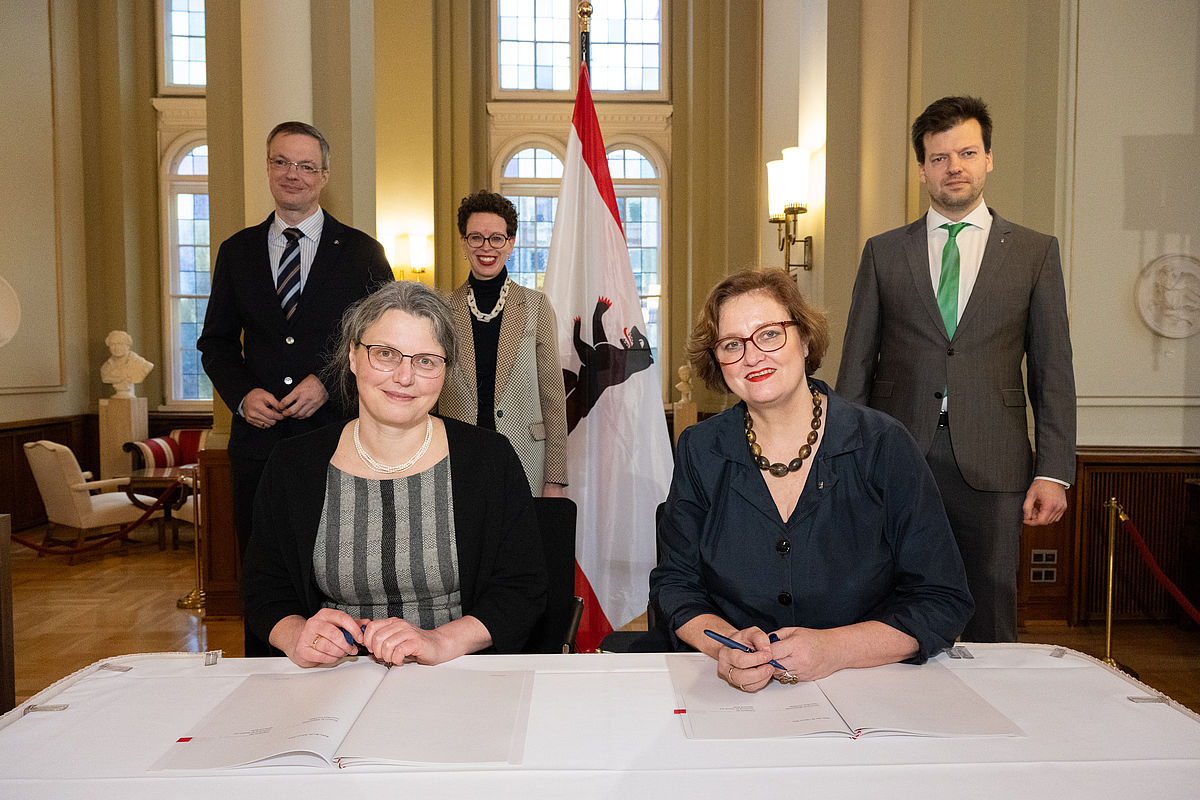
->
xmin=1134 ymin=253 xmax=1200 ymax=338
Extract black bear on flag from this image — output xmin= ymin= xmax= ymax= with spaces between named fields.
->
xmin=562 ymin=297 xmax=653 ymax=433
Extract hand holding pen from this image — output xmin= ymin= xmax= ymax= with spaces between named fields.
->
xmin=705 ymin=629 xmax=801 ymax=689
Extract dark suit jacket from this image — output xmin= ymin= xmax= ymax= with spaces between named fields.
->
xmin=240 ymin=417 xmax=548 ymax=655
xmin=837 ymin=209 xmax=1076 ymax=492
xmin=198 ymin=211 xmax=393 ymax=460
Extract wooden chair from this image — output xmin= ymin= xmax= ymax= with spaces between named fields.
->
xmin=122 ymin=428 xmax=210 ymax=470
xmin=22 ymin=441 xmax=164 ymax=563
xmin=525 ymin=497 xmax=584 ymax=654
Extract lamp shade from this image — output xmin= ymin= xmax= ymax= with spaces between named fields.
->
xmin=767 ymin=159 xmax=787 ymax=219
xmin=781 ymin=146 xmax=808 ymax=210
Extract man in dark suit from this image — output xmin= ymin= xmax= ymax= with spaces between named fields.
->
xmin=198 ymin=122 xmax=392 ymax=651
xmin=837 ymin=97 xmax=1076 ymax=643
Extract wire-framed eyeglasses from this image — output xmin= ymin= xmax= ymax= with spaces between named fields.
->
xmin=712 ymin=321 xmax=798 ymax=365
xmin=267 ymin=157 xmax=326 ymax=176
xmin=464 ymin=232 xmax=511 ymax=249
xmin=360 ymin=344 xmax=448 ymax=377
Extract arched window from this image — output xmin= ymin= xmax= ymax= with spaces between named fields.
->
xmin=608 ymin=148 xmax=662 ymax=359
xmin=498 ymin=144 xmax=664 ymax=355
xmin=163 ymin=143 xmax=211 ymax=403
xmin=501 ymin=147 xmax=564 ymax=292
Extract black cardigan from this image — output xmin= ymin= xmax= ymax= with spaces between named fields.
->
xmin=241 ymin=416 xmax=548 ymax=654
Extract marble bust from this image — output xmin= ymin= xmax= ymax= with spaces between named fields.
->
xmin=100 ymin=330 xmax=153 ymax=398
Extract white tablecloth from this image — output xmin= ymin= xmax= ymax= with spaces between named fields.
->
xmin=1 ymin=644 xmax=1198 ymax=798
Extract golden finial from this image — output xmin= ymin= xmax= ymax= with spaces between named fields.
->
xmin=578 ymin=1 xmax=592 ymax=31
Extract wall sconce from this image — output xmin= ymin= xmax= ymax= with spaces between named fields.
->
xmin=393 ymin=233 xmax=432 ymax=279
xmin=767 ymin=146 xmax=812 ymax=272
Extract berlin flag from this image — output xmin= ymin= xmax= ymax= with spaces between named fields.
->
xmin=543 ymin=65 xmax=674 ymax=652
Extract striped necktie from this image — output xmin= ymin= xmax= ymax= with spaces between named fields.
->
xmin=276 ymin=227 xmax=303 ymax=321
xmin=936 ymin=222 xmax=969 ymax=339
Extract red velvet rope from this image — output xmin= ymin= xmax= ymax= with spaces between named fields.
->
xmin=1119 ymin=512 xmax=1200 ymax=627
xmin=11 ymin=480 xmax=183 ymax=558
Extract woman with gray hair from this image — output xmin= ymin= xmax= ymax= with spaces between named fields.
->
xmin=242 ymin=281 xmax=547 ymax=667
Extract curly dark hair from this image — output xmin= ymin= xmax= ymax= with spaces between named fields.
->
xmin=686 ymin=268 xmax=828 ymax=394
xmin=456 ymin=190 xmax=518 ymax=238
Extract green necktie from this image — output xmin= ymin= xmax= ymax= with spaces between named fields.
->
xmin=936 ymin=222 xmax=969 ymax=339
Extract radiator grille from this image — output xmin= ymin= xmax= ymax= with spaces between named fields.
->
xmin=1078 ymin=465 xmax=1200 ymax=621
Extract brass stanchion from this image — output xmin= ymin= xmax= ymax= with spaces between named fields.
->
xmin=177 ymin=466 xmax=206 ymax=610
xmin=1102 ymin=497 xmax=1136 ymax=677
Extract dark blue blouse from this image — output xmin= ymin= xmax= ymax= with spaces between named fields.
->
xmin=649 ymin=378 xmax=972 ymax=662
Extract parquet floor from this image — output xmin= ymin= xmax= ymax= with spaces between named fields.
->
xmin=9 ymin=523 xmax=1200 ymax=712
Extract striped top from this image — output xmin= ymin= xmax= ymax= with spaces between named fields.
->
xmin=313 ymin=457 xmax=462 ymax=629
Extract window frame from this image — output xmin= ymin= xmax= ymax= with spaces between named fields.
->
xmin=158 ymin=131 xmax=212 ymax=410
xmin=494 ymin=137 xmax=667 ymax=359
xmin=490 ymin=0 xmax=670 ymax=103
xmin=156 ymin=0 xmax=206 ymax=96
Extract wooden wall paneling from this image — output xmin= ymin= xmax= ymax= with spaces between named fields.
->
xmin=197 ymin=447 xmax=241 ymax=617
xmin=1017 ymin=487 xmax=1075 ymax=622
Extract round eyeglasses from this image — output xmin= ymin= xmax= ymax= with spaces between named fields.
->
xmin=712 ymin=321 xmax=798 ymax=365
xmin=267 ymin=157 xmax=325 ymax=176
xmin=464 ymin=232 xmax=511 ymax=249
xmin=360 ymin=344 xmax=448 ymax=378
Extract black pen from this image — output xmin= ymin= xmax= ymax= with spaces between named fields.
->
xmin=703 ymin=629 xmax=788 ymax=671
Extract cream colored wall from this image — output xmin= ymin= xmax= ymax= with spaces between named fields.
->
xmin=1068 ymin=0 xmax=1200 ymax=445
xmin=0 ymin=1 xmax=92 ymax=423
xmin=825 ymin=0 xmax=1197 ymax=446
xmin=375 ymin=0 xmax=435 ymax=284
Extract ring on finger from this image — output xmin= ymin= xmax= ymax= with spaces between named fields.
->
xmin=311 ymin=635 xmax=322 ymax=648
xmin=777 ymin=670 xmax=800 ymax=685
xmin=727 ymin=665 xmax=747 ymax=692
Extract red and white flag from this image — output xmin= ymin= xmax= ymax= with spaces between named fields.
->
xmin=543 ymin=65 xmax=674 ymax=652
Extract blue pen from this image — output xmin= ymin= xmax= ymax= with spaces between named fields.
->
xmin=342 ymin=625 xmax=367 ymax=646
xmin=703 ymin=629 xmax=788 ymax=671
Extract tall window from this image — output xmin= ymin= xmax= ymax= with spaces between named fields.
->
xmin=495 ymin=0 xmax=665 ymax=99
xmin=499 ymin=145 xmax=663 ymax=355
xmin=609 ymin=149 xmax=662 ymax=359
xmin=160 ymin=0 xmax=206 ymax=92
xmin=502 ymin=147 xmax=563 ymax=291
xmin=165 ymin=145 xmax=212 ymax=403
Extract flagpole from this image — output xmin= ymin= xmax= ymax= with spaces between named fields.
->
xmin=578 ymin=1 xmax=592 ymax=69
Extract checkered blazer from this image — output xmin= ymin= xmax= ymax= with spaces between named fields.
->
xmin=439 ymin=281 xmax=568 ymax=491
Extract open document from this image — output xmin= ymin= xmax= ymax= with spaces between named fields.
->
xmin=152 ymin=660 xmax=534 ymax=769
xmin=668 ymin=654 xmax=1022 ymax=739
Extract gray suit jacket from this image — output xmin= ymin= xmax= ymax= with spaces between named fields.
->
xmin=836 ymin=209 xmax=1076 ymax=492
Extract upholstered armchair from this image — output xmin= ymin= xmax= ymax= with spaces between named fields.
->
xmin=23 ymin=440 xmax=164 ymax=563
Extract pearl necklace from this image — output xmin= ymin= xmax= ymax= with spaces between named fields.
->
xmin=467 ymin=279 xmax=510 ymax=322
xmin=744 ymin=388 xmax=823 ymax=477
xmin=353 ymin=417 xmax=433 ymax=475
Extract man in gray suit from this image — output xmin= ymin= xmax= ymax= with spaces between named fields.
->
xmin=837 ymin=96 xmax=1076 ymax=643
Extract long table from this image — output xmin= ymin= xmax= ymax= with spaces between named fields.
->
xmin=2 ymin=644 xmax=1198 ymax=798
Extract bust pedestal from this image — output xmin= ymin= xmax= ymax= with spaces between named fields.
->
xmin=99 ymin=396 xmax=147 ymax=478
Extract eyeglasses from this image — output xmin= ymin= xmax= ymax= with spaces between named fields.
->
xmin=464 ymin=232 xmax=511 ymax=249
xmin=267 ymin=157 xmax=326 ymax=176
xmin=712 ymin=321 xmax=797 ymax=365
xmin=360 ymin=344 xmax=448 ymax=378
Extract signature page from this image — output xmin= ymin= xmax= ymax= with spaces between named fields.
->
xmin=667 ymin=654 xmax=853 ymax=739
xmin=335 ymin=665 xmax=535 ymax=766
xmin=152 ymin=662 xmax=387 ymax=770
xmin=816 ymin=661 xmax=1023 ymax=737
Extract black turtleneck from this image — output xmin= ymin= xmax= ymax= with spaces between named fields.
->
xmin=468 ymin=268 xmax=507 ymax=429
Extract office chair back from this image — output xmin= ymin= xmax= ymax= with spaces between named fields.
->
xmin=526 ymin=496 xmax=583 ymax=654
